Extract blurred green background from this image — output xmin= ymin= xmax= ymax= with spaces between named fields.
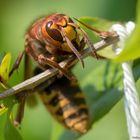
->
xmin=0 ymin=0 xmax=137 ymax=140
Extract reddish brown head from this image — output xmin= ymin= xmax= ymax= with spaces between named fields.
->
xmin=27 ymin=13 xmax=85 ymax=67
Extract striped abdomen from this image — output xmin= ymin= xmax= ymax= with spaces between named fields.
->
xmin=34 ymin=68 xmax=89 ymax=133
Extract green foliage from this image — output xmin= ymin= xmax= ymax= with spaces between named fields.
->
xmin=0 ymin=53 xmax=11 ymax=116
xmin=133 ymin=58 xmax=140 ymax=81
xmin=0 ymin=104 xmax=8 ymax=116
xmin=0 ymin=54 xmax=23 ymax=139
xmin=4 ymin=98 xmax=22 ymax=140
xmin=4 ymin=116 xmax=22 ymax=140
xmin=78 ymin=17 xmax=114 ymax=34
xmin=0 ymin=97 xmax=22 ymax=140
xmin=0 ymin=53 xmax=11 ymax=89
xmin=114 ymin=0 xmax=140 ymax=62
xmin=0 ymin=53 xmax=11 ymax=82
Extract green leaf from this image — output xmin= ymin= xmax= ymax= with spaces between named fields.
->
xmin=0 ymin=53 xmax=5 ymax=63
xmin=78 ymin=17 xmax=117 ymax=58
xmin=78 ymin=17 xmax=113 ymax=31
xmin=114 ymin=25 xmax=140 ymax=62
xmin=114 ymin=1 xmax=140 ymax=62
xmin=0 ymin=104 xmax=8 ymax=116
xmin=136 ymin=78 xmax=140 ymax=93
xmin=78 ymin=16 xmax=113 ymax=42
xmin=137 ymin=0 xmax=140 ymax=24
xmin=4 ymin=97 xmax=22 ymax=140
xmin=133 ymin=58 xmax=140 ymax=81
xmin=82 ymin=60 xmax=123 ymax=126
xmin=4 ymin=114 xmax=22 ymax=140
xmin=0 ymin=53 xmax=11 ymax=82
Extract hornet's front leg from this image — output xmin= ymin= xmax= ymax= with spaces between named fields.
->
xmin=26 ymin=40 xmax=77 ymax=81
xmin=37 ymin=53 xmax=76 ymax=81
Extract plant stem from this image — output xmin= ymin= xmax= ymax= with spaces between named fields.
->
xmin=0 ymin=34 xmax=119 ymax=99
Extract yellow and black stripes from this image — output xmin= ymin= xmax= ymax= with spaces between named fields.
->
xmin=34 ymin=67 xmax=89 ymax=133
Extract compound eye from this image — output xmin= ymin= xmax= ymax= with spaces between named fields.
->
xmin=46 ymin=21 xmax=63 ymax=42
